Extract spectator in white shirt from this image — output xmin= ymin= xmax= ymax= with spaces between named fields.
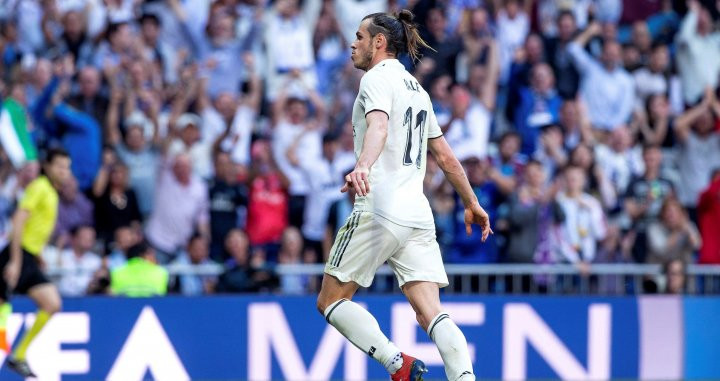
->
xmin=443 ymin=84 xmax=493 ymax=160
xmin=675 ymin=0 xmax=720 ymax=105
xmin=594 ymin=126 xmax=644 ymax=196
xmin=288 ymin=133 xmax=348 ymax=262
xmin=556 ymin=166 xmax=607 ymax=265
xmin=495 ymin=0 xmax=531 ymax=84
xmin=633 ymin=43 xmax=683 ymax=113
xmin=568 ymin=22 xmax=635 ymax=130
xmin=271 ymin=78 xmax=326 ymax=229
xmin=145 ymin=153 xmax=210 ymax=263
xmin=197 ymin=54 xmax=262 ymax=166
xmin=263 ymin=0 xmax=322 ymax=99
xmin=44 ymin=225 xmax=102 ymax=297
xmin=166 ymin=113 xmax=213 ymax=179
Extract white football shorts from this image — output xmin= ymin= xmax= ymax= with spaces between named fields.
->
xmin=324 ymin=211 xmax=449 ymax=288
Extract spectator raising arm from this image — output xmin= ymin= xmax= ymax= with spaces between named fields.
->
xmin=479 ymin=38 xmax=500 ymax=111
xmin=567 ymin=22 xmax=602 ymax=74
xmin=674 ymin=88 xmax=714 ymax=143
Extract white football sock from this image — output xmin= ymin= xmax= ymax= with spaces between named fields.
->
xmin=325 ymin=299 xmax=403 ymax=374
xmin=427 ymin=312 xmax=475 ymax=381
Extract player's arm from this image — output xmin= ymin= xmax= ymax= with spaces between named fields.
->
xmin=428 ymin=136 xmax=493 ymax=241
xmin=341 ymin=110 xmax=388 ymax=196
xmin=5 ymin=209 xmax=30 ymax=289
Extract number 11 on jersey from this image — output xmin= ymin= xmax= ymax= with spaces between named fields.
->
xmin=403 ymin=107 xmax=427 ymax=168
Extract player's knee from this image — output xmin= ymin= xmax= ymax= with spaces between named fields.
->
xmin=316 ymin=293 xmax=333 ymax=316
xmin=43 ymin=301 xmax=61 ymax=315
xmin=41 ymin=295 xmax=62 ymax=315
xmin=316 ymin=297 xmax=326 ymax=316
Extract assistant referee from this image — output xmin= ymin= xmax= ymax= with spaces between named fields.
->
xmin=0 ymin=148 xmax=71 ymax=378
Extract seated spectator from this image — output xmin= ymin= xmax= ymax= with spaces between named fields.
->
xmin=646 ymin=198 xmax=702 ymax=265
xmin=106 ymin=225 xmax=140 ymax=271
xmin=277 ymin=227 xmax=309 ymax=294
xmin=673 ymin=89 xmax=720 ymax=219
xmin=663 ymin=258 xmax=687 ymax=294
xmin=92 ymin=149 xmax=142 ymax=247
xmin=110 ymin=241 xmax=168 ymax=297
xmin=555 ymin=166 xmax=607 ymax=265
xmin=44 ymin=226 xmax=102 ymax=297
xmin=675 ymin=0 xmax=720 ymax=105
xmin=698 ymin=169 xmax=720 ymax=264
xmin=568 ymin=22 xmax=635 ymax=130
xmin=170 ymin=234 xmax=216 ymax=296
xmin=53 ymin=175 xmax=93 ymax=249
xmin=145 ymin=153 xmax=210 ymax=263
xmin=216 ymin=229 xmax=255 ymax=293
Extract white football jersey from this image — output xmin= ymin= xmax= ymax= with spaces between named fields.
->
xmin=351 ymin=59 xmax=442 ymax=229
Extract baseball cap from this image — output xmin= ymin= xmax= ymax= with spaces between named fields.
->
xmin=175 ymin=113 xmax=202 ymax=130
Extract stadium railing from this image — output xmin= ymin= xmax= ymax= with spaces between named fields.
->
xmin=47 ymin=263 xmax=720 ymax=295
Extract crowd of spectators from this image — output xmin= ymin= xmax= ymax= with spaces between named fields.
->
xmin=0 ymin=0 xmax=719 ymax=296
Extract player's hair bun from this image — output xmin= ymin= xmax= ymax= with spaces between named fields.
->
xmin=397 ymin=9 xmax=414 ymax=24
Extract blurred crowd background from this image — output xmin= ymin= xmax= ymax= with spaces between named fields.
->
xmin=0 ymin=0 xmax=719 ymax=297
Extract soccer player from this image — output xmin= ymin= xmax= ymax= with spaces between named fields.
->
xmin=0 ymin=149 xmax=71 ymax=377
xmin=316 ymin=10 xmax=492 ymax=381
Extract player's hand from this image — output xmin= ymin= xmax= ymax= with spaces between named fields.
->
xmin=464 ymin=203 xmax=493 ymax=241
xmin=341 ymin=166 xmax=370 ymax=196
xmin=4 ymin=259 xmax=20 ymax=290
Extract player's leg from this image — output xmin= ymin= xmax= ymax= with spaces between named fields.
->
xmin=403 ymin=281 xmax=475 ymax=381
xmin=4 ymin=251 xmax=59 ymax=377
xmin=0 ymin=247 xmax=13 ymax=353
xmin=11 ymin=275 xmax=62 ymax=364
xmin=318 ymin=274 xmax=407 ymax=375
xmin=390 ymin=228 xmax=474 ymax=381
xmin=319 ymin=212 xmax=407 ymax=375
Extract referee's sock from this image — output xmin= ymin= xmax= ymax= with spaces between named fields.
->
xmin=12 ymin=309 xmax=51 ymax=361
xmin=324 ymin=299 xmax=403 ymax=374
xmin=427 ymin=312 xmax=475 ymax=381
xmin=0 ymin=303 xmax=11 ymax=353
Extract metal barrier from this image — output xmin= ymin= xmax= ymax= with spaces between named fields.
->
xmin=272 ymin=263 xmax=720 ymax=295
xmin=45 ymin=263 xmax=720 ymax=295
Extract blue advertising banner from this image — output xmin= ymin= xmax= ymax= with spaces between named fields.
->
xmin=0 ymin=295 xmax=712 ymax=380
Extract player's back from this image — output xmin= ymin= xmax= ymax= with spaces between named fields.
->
xmin=351 ymin=59 xmax=442 ymax=229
